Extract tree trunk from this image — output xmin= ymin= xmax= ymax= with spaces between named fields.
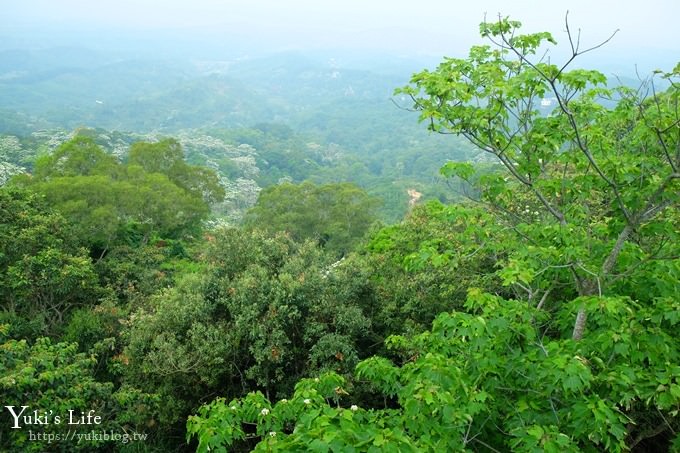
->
xmin=572 ymin=279 xmax=599 ymax=340
xmin=572 ymin=307 xmax=588 ymax=340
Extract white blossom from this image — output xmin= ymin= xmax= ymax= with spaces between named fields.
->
xmin=350 ymin=405 xmax=358 ymax=411
xmin=303 ymin=399 xmax=311 ymax=405
xmin=260 ymin=408 xmax=270 ymax=416
xmin=0 ymin=162 xmax=26 ymax=186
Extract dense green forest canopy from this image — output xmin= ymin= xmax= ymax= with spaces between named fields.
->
xmin=0 ymin=16 xmax=679 ymax=453
xmin=13 ymin=136 xmax=223 ymax=256
xmin=244 ymin=181 xmax=380 ymax=256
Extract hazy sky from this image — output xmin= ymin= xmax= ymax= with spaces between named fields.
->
xmin=3 ymin=0 xmax=679 ymax=59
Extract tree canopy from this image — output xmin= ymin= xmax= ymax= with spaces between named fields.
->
xmin=188 ymin=17 xmax=680 ymax=452
xmin=244 ymin=181 xmax=380 ymax=256
xmin=395 ymin=16 xmax=679 ymax=339
xmin=0 ymin=187 xmax=102 ymax=338
xmin=13 ymin=136 xmax=224 ymax=255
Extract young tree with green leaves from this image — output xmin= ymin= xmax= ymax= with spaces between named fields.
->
xmin=128 ymin=139 xmax=225 ymax=206
xmin=396 ymin=15 xmax=679 ymax=340
xmin=0 ymin=325 xmax=159 ymax=452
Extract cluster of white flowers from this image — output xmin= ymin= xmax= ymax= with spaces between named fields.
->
xmin=520 ymin=206 xmax=541 ymax=217
xmin=0 ymin=135 xmax=22 ymax=154
xmin=309 ymin=142 xmax=343 ymax=163
xmin=0 ymin=162 xmax=26 ymax=186
xmin=229 ymin=155 xmax=260 ymax=178
xmin=260 ymin=408 xmax=270 ymax=416
xmin=203 ymin=217 xmax=234 ymax=230
xmin=216 ymin=177 xmax=262 ymax=222
xmin=31 ymin=129 xmax=73 ymax=151
xmin=178 ymin=133 xmax=258 ymax=163
xmin=303 ymin=399 xmax=311 ymax=405
xmin=350 ymin=405 xmax=358 ymax=412
xmin=321 ymin=256 xmax=346 ymax=279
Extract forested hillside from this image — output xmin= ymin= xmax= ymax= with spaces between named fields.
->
xmin=0 ymin=48 xmax=483 ymax=223
xmin=1 ymin=14 xmax=679 ymax=453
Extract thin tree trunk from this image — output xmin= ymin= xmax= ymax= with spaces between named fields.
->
xmin=572 ymin=281 xmax=598 ymax=340
xmin=572 ymin=307 xmax=588 ymax=340
xmin=572 ymin=223 xmax=635 ymax=340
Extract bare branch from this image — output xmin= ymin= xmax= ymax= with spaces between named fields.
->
xmin=565 ymin=11 xmax=576 ymax=55
xmin=536 ymin=287 xmax=552 ymax=310
xmin=576 ymin=29 xmax=619 ymax=55
xmin=390 ymin=97 xmax=418 ymax=113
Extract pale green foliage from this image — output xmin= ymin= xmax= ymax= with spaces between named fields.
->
xmin=244 ymin=181 xmax=380 ymax=256
xmin=128 ymin=138 xmax=225 ymax=205
xmin=33 ymin=135 xmax=119 ymax=178
xmin=14 ymin=136 xmax=224 ymax=250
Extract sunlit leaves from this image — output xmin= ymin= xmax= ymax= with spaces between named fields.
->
xmin=439 ymin=161 xmax=475 ymax=180
xmin=14 ymin=137 xmax=220 ymax=250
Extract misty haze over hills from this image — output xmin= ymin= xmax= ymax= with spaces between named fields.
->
xmin=3 ymin=0 xmax=679 ymax=136
xmin=1 ymin=1 xmax=678 ymax=222
xmin=0 ymin=31 xmax=673 ymax=135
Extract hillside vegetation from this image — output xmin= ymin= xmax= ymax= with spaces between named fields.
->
xmin=1 ymin=17 xmax=679 ymax=453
